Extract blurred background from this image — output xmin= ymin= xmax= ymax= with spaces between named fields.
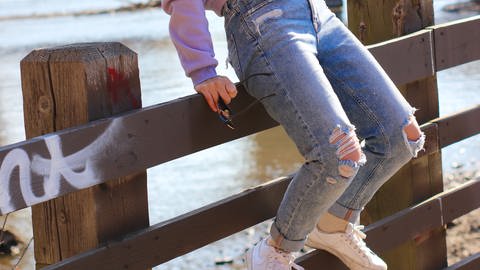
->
xmin=0 ymin=0 xmax=478 ymax=269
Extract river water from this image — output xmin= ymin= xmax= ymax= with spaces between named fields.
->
xmin=0 ymin=0 xmax=478 ymax=269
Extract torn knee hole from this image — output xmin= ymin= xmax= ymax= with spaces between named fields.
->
xmin=403 ymin=116 xmax=422 ymax=141
xmin=329 ymin=126 xmax=365 ymax=178
xmin=329 ymin=126 xmax=362 ymax=162
xmin=402 ymin=115 xmax=426 ymax=158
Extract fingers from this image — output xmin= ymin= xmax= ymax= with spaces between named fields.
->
xmin=226 ymin=81 xmax=238 ymax=98
xmin=195 ymin=79 xmax=218 ymax=112
xmin=218 ymin=87 xmax=232 ymax=105
xmin=194 ymin=76 xmax=238 ymax=112
xmin=202 ymin=90 xmax=218 ymax=112
xmin=218 ymin=76 xmax=238 ymax=99
xmin=215 ymin=75 xmax=238 ymax=99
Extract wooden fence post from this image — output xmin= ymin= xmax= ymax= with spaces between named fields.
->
xmin=347 ymin=1 xmax=447 ymax=270
xmin=20 ymin=43 xmax=149 ymax=269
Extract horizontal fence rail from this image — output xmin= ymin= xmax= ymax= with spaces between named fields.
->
xmin=0 ymin=88 xmax=275 ymax=215
xmin=430 ymin=16 xmax=480 ymax=71
xmin=435 ymin=105 xmax=480 ymax=148
xmin=368 ymin=29 xmax=435 ymax=85
xmin=41 ymin=106 xmax=480 ymax=269
xmin=0 ymin=16 xmax=479 ymax=216
xmin=297 ymin=179 xmax=480 ymax=268
xmin=44 ymin=174 xmax=480 ymax=270
xmin=444 ymin=253 xmax=480 ymax=270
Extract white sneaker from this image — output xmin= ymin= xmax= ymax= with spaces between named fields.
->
xmin=306 ymin=223 xmax=387 ymax=270
xmin=245 ymin=238 xmax=304 ymax=270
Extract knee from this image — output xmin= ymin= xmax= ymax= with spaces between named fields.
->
xmin=303 ymin=125 xmax=366 ymax=183
xmin=328 ymin=125 xmax=366 ymax=178
xmin=401 ymin=116 xmax=425 ymax=157
xmin=403 ymin=117 xmax=422 ymax=141
xmin=329 ymin=126 xmax=363 ymax=162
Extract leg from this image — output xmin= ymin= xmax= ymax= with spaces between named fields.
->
xmin=311 ymin=5 xmax=425 ymax=224
xmin=225 ymin=0 xmax=365 ymax=253
xmin=302 ymin=3 xmax=424 ymax=270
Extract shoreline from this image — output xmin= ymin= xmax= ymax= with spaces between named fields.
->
xmin=443 ymin=1 xmax=480 ymax=12
xmin=0 ymin=0 xmax=162 ymax=22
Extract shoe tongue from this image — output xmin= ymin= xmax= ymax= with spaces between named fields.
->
xmin=345 ymin=223 xmax=355 ymax=234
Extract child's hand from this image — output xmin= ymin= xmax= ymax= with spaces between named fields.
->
xmin=194 ymin=76 xmax=237 ymax=112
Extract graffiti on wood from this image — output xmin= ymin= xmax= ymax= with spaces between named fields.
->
xmin=0 ymin=119 xmax=124 ymax=214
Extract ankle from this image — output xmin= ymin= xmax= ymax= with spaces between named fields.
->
xmin=266 ymin=237 xmax=290 ymax=253
xmin=317 ymin=212 xmax=349 ymax=233
xmin=267 ymin=236 xmax=277 ymax=248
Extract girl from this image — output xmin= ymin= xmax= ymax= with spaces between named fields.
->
xmin=162 ymin=0 xmax=425 ymax=269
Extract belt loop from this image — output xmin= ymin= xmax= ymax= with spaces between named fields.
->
xmin=224 ymin=0 xmax=239 ymax=15
xmin=222 ymin=2 xmax=228 ymax=16
xmin=222 ymin=0 xmax=232 ymax=17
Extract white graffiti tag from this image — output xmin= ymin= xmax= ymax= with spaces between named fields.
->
xmin=0 ymin=118 xmax=123 ymax=214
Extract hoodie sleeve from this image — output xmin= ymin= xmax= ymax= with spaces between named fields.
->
xmin=162 ymin=0 xmax=218 ymax=85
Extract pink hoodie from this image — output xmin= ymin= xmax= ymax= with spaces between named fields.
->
xmin=162 ymin=0 xmax=227 ymax=85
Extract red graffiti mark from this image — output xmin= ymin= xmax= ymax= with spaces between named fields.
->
xmin=107 ymin=67 xmax=140 ymax=108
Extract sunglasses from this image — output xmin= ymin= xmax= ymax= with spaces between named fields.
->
xmin=216 ymin=72 xmax=276 ymax=130
xmin=217 ymin=99 xmax=235 ymax=129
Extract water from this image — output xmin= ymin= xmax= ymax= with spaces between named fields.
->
xmin=0 ymin=0 xmax=478 ymax=269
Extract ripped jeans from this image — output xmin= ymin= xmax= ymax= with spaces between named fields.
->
xmin=223 ymin=0 xmax=425 ymax=252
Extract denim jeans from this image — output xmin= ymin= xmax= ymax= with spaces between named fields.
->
xmin=223 ymin=0 xmax=425 ymax=252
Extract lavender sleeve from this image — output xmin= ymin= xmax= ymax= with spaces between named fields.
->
xmin=162 ymin=0 xmax=218 ymax=85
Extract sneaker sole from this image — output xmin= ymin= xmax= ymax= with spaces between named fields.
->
xmin=306 ymin=235 xmax=386 ymax=270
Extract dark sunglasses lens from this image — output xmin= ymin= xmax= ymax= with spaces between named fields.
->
xmin=217 ymin=100 xmax=235 ymax=129
xmin=219 ymin=112 xmax=235 ymax=129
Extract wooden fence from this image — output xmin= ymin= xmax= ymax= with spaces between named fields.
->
xmin=0 ymin=12 xmax=479 ymax=270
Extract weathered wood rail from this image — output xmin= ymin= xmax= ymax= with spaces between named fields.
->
xmin=0 ymin=13 xmax=478 ymax=270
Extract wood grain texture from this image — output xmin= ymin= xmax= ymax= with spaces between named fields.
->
xmin=347 ymin=0 xmax=447 ymax=269
xmin=1 ymin=17 xmax=478 ymax=268
xmin=431 ymin=16 xmax=480 ymax=71
xmin=1 ymin=81 xmax=277 ymax=215
xmin=21 ymin=43 xmax=149 ymax=268
xmin=347 ymin=0 xmax=434 ymax=45
xmin=440 ymin=180 xmax=480 ymax=225
xmin=42 ymin=177 xmax=480 ymax=270
xmin=2 ymin=13 xmax=477 ymax=217
xmin=21 ymin=48 xmax=63 ymax=264
xmin=43 ymin=177 xmax=291 ymax=270
xmin=2 ymin=71 xmax=478 ymax=216
xmin=443 ymin=253 xmax=480 ymax=270
xmin=434 ymin=105 xmax=480 ymax=148
xmin=300 ymin=179 xmax=480 ymax=268
xmin=368 ymin=30 xmax=434 ymax=85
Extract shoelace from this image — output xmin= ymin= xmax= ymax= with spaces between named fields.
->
xmin=267 ymin=248 xmax=304 ymax=270
xmin=346 ymin=225 xmax=375 ymax=259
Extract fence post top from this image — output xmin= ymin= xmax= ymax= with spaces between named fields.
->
xmin=21 ymin=42 xmax=136 ymax=63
